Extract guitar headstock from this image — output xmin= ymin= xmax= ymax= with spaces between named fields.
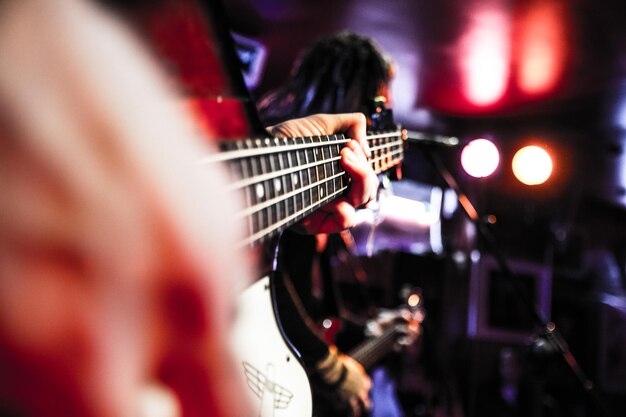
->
xmin=368 ymin=96 xmax=397 ymax=132
xmin=400 ymin=285 xmax=427 ymax=325
xmin=365 ymin=97 xmax=406 ymax=176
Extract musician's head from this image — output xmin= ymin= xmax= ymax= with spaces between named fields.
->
xmin=258 ymin=31 xmax=394 ymax=124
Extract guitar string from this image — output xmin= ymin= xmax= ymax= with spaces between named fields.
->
xmin=229 ymin=145 xmax=403 ymax=194
xmin=199 ymin=131 xmax=403 ymax=164
xmin=236 ymin=148 xmax=403 ymax=230
xmin=199 ymin=135 xmax=348 ymax=164
xmin=238 ymin=186 xmax=347 ymax=248
xmin=353 ymin=332 xmax=396 ymax=361
xmin=237 ymin=148 xmax=404 ymax=246
xmin=206 ymin=133 xmax=403 ymax=246
xmin=227 ymin=155 xmax=343 ymax=192
xmin=351 ymin=326 xmax=398 ymax=358
xmin=350 ymin=326 xmax=400 ymax=367
xmin=240 ymin=161 xmax=402 ymax=247
xmin=239 ymin=151 xmax=403 ymax=246
xmin=235 ymin=170 xmax=346 ymax=219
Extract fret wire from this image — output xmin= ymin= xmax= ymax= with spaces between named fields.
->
xmin=321 ymin=137 xmax=330 ymax=202
xmin=369 ymin=149 xmax=403 ymax=172
xmin=257 ymin=148 xmax=273 ymax=230
xmin=276 ymin=138 xmax=289 ymax=225
xmin=328 ymin=137 xmax=337 ymax=197
xmin=286 ymin=140 xmax=298 ymax=216
xmin=295 ymin=138 xmax=305 ymax=215
xmin=235 ymin=171 xmax=346 ymax=219
xmin=238 ymin=186 xmax=348 ymax=248
xmin=248 ymin=149 xmax=266 ymax=234
xmin=239 ymin=151 xmax=254 ymax=238
xmin=333 ymin=138 xmax=343 ymax=193
xmin=304 ymin=137 xmax=315 ymax=211
xmin=241 ymin=159 xmax=257 ymax=236
xmin=370 ymin=138 xmax=384 ymax=173
xmin=265 ymin=145 xmax=278 ymax=228
xmin=313 ymin=136 xmax=324 ymax=203
xmin=201 ymin=136 xmax=351 ymax=163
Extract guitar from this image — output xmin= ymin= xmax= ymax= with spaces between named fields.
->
xmin=308 ymin=325 xmax=406 ymax=417
xmin=311 ymin=302 xmax=424 ymax=417
xmin=206 ymin=130 xmax=404 ymax=247
xmin=224 ymin=128 xmax=405 ymax=417
xmin=120 ymin=1 xmax=405 ymax=416
xmin=349 ymin=290 xmax=426 ymax=369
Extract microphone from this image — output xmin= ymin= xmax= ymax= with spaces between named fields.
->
xmin=405 ymin=130 xmax=461 ymax=147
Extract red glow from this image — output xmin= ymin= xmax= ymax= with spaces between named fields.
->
xmin=460 ymin=8 xmax=511 ymax=106
xmin=515 ymin=1 xmax=568 ymax=95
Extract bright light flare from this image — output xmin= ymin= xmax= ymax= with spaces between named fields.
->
xmin=460 ymin=8 xmax=511 ymax=106
xmin=512 ymin=145 xmax=553 ymax=185
xmin=461 ymin=139 xmax=500 ymax=178
xmin=516 ymin=1 xmax=568 ymax=95
xmin=407 ymin=294 xmax=421 ymax=308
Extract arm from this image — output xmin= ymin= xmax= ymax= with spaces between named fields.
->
xmin=274 ymin=257 xmax=373 ymax=416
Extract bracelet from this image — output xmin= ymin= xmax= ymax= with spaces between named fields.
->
xmin=316 ymin=345 xmax=340 ymax=374
xmin=326 ymin=363 xmax=348 ymax=389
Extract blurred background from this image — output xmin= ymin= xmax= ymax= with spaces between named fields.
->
xmin=222 ymin=1 xmax=626 ymax=416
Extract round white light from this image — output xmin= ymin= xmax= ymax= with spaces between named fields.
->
xmin=461 ymin=138 xmax=500 ymax=178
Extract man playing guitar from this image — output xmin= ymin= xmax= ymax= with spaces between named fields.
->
xmin=257 ymin=31 xmax=418 ymax=417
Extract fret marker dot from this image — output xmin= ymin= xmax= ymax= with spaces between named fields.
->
xmin=319 ymin=187 xmax=324 ymax=197
xmin=274 ymin=179 xmax=282 ymax=192
xmin=292 ymin=174 xmax=298 ymax=185
xmin=255 ymin=184 xmax=265 ymax=199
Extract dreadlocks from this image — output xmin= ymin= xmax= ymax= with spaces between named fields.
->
xmin=258 ymin=31 xmax=393 ymax=125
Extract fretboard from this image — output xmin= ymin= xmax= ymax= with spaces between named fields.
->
xmin=348 ymin=324 xmax=402 ymax=369
xmin=202 ymin=130 xmax=404 ymax=247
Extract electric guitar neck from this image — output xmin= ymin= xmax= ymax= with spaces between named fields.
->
xmin=202 ymin=129 xmax=405 ymax=247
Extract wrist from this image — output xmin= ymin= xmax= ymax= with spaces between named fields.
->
xmin=315 ymin=345 xmax=346 ymax=386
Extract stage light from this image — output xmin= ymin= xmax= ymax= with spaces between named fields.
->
xmin=460 ymin=7 xmax=511 ymax=106
xmin=407 ymin=293 xmax=421 ymax=308
xmin=512 ymin=145 xmax=553 ymax=185
xmin=515 ymin=1 xmax=568 ymax=95
xmin=461 ymin=138 xmax=500 ymax=178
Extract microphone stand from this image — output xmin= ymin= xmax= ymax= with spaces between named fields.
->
xmin=409 ymin=138 xmax=612 ymax=417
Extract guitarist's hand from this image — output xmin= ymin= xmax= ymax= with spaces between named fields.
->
xmin=268 ymin=113 xmax=379 ymax=234
xmin=315 ymin=345 xmax=373 ymax=416
xmin=364 ymin=307 xmax=423 ymax=351
xmin=339 ymin=354 xmax=373 ymax=416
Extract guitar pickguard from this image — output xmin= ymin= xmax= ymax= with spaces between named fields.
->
xmin=231 ymin=276 xmax=313 ymax=417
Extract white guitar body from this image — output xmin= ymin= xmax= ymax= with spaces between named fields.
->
xmin=231 ymin=276 xmax=313 ymax=417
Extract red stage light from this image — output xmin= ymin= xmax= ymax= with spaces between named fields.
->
xmin=515 ymin=1 xmax=568 ymax=95
xmin=460 ymin=7 xmax=511 ymax=106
